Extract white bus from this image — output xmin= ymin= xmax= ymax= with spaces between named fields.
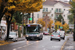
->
xmin=25 ymin=23 xmax=43 ymax=40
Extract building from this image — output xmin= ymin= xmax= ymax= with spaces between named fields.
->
xmin=45 ymin=0 xmax=69 ymax=3
xmin=32 ymin=0 xmax=71 ymax=24
xmin=0 ymin=20 xmax=7 ymax=38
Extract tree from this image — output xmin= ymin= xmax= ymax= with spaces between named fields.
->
xmin=63 ymin=23 xmax=69 ymax=32
xmin=68 ymin=14 xmax=74 ymax=24
xmin=0 ymin=0 xmax=8 ymax=22
xmin=70 ymin=0 xmax=75 ymax=41
xmin=13 ymin=11 xmax=22 ymax=24
xmin=37 ymin=18 xmax=45 ymax=27
xmin=56 ymin=14 xmax=65 ymax=25
xmin=57 ymin=14 xmax=63 ymax=22
xmin=0 ymin=0 xmax=43 ymax=41
xmin=55 ymin=21 xmax=62 ymax=30
xmin=47 ymin=18 xmax=53 ymax=29
xmin=11 ymin=16 xmax=16 ymax=23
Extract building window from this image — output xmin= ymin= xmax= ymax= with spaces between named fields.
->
xmin=64 ymin=9 xmax=65 ymax=11
xmin=43 ymin=14 xmax=46 ymax=17
xmin=69 ymin=11 xmax=70 ymax=13
xmin=56 ymin=8 xmax=58 ymax=12
xmin=43 ymin=8 xmax=45 ymax=12
xmin=37 ymin=14 xmax=39 ymax=18
xmin=64 ymin=15 xmax=65 ymax=17
xmin=51 ymin=14 xmax=53 ymax=16
xmin=46 ymin=8 xmax=48 ymax=12
xmin=55 ymin=8 xmax=62 ymax=13
xmin=52 ymin=8 xmax=53 ymax=10
xmin=55 ymin=14 xmax=59 ymax=19
xmin=59 ymin=9 xmax=61 ymax=12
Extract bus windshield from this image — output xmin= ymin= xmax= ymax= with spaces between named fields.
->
xmin=26 ymin=25 xmax=39 ymax=33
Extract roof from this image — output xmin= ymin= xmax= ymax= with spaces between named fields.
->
xmin=43 ymin=0 xmax=71 ymax=7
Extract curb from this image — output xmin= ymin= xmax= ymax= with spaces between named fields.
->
xmin=61 ymin=37 xmax=69 ymax=50
xmin=17 ymin=39 xmax=25 ymax=41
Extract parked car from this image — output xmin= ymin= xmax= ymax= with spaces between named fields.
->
xmin=60 ymin=30 xmax=65 ymax=40
xmin=50 ymin=32 xmax=61 ymax=41
xmin=9 ymin=32 xmax=18 ymax=41
xmin=43 ymin=31 xmax=49 ymax=35
xmin=57 ymin=29 xmax=65 ymax=40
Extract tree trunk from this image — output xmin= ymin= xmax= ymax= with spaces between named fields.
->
xmin=5 ymin=21 xmax=11 ymax=41
xmin=5 ymin=16 xmax=12 ymax=41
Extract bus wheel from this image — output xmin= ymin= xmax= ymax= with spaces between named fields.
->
xmin=26 ymin=39 xmax=29 ymax=41
xmin=40 ymin=38 xmax=42 ymax=40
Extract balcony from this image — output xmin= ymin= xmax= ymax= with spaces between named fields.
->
xmin=55 ymin=11 xmax=63 ymax=14
xmin=42 ymin=11 xmax=51 ymax=14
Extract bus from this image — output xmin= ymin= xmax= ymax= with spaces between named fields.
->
xmin=25 ymin=23 xmax=43 ymax=40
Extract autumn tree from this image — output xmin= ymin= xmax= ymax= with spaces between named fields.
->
xmin=37 ymin=18 xmax=45 ymax=27
xmin=47 ymin=18 xmax=53 ymax=29
xmin=13 ymin=11 xmax=22 ymax=24
xmin=0 ymin=0 xmax=43 ymax=41
xmin=55 ymin=21 xmax=62 ymax=30
xmin=62 ymin=23 xmax=69 ymax=32
xmin=68 ymin=14 xmax=74 ymax=24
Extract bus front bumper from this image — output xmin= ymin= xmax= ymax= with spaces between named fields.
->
xmin=26 ymin=36 xmax=41 ymax=39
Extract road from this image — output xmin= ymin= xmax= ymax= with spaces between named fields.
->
xmin=0 ymin=34 xmax=71 ymax=50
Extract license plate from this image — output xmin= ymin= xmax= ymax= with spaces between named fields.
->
xmin=54 ymin=35 xmax=57 ymax=36
xmin=30 ymin=34 xmax=33 ymax=36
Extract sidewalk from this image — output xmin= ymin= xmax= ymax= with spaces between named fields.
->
xmin=63 ymin=37 xmax=75 ymax=50
xmin=17 ymin=36 xmax=25 ymax=41
xmin=0 ymin=36 xmax=25 ymax=41
xmin=0 ymin=36 xmax=25 ymax=46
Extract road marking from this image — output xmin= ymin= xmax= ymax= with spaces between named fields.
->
xmin=61 ymin=37 xmax=69 ymax=50
xmin=18 ymin=47 xmax=22 ymax=49
xmin=13 ymin=41 xmax=40 ymax=50
xmin=43 ymin=48 xmax=46 ymax=50
xmin=13 ymin=49 xmax=16 ymax=50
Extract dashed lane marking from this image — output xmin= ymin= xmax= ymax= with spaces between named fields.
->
xmin=13 ymin=41 xmax=40 ymax=50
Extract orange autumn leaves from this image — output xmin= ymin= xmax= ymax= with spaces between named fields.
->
xmin=55 ymin=21 xmax=69 ymax=31
xmin=37 ymin=18 xmax=69 ymax=31
xmin=1 ymin=0 xmax=43 ymax=16
xmin=37 ymin=18 xmax=45 ymax=27
xmin=37 ymin=18 xmax=53 ymax=28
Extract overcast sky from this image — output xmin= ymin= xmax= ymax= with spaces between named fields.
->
xmin=67 ymin=0 xmax=70 ymax=1
xmin=60 ymin=0 xmax=70 ymax=1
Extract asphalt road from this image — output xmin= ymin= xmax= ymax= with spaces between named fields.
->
xmin=0 ymin=34 xmax=71 ymax=50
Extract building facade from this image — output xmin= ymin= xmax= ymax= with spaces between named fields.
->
xmin=32 ymin=0 xmax=71 ymax=24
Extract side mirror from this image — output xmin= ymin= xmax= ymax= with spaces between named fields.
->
xmin=39 ymin=27 xmax=41 ymax=29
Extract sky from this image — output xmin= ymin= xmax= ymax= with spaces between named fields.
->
xmin=60 ymin=0 xmax=70 ymax=1
xmin=67 ymin=0 xmax=70 ymax=1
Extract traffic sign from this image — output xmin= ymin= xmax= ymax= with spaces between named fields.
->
xmin=29 ymin=18 xmax=32 ymax=21
xmin=60 ymin=27 xmax=63 ymax=29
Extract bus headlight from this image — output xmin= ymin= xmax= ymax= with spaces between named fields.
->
xmin=37 ymin=34 xmax=40 ymax=37
xmin=26 ymin=35 xmax=29 ymax=37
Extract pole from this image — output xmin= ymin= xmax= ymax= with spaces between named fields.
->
xmin=22 ymin=13 xmax=24 ymax=37
xmin=28 ymin=18 xmax=29 ymax=24
xmin=32 ymin=13 xmax=34 ymax=23
xmin=73 ymin=15 xmax=75 ymax=41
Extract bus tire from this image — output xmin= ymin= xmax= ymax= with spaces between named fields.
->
xmin=26 ymin=39 xmax=29 ymax=41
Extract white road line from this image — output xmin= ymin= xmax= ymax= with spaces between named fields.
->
xmin=13 ymin=41 xmax=40 ymax=50
xmin=13 ymin=49 xmax=16 ymax=50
